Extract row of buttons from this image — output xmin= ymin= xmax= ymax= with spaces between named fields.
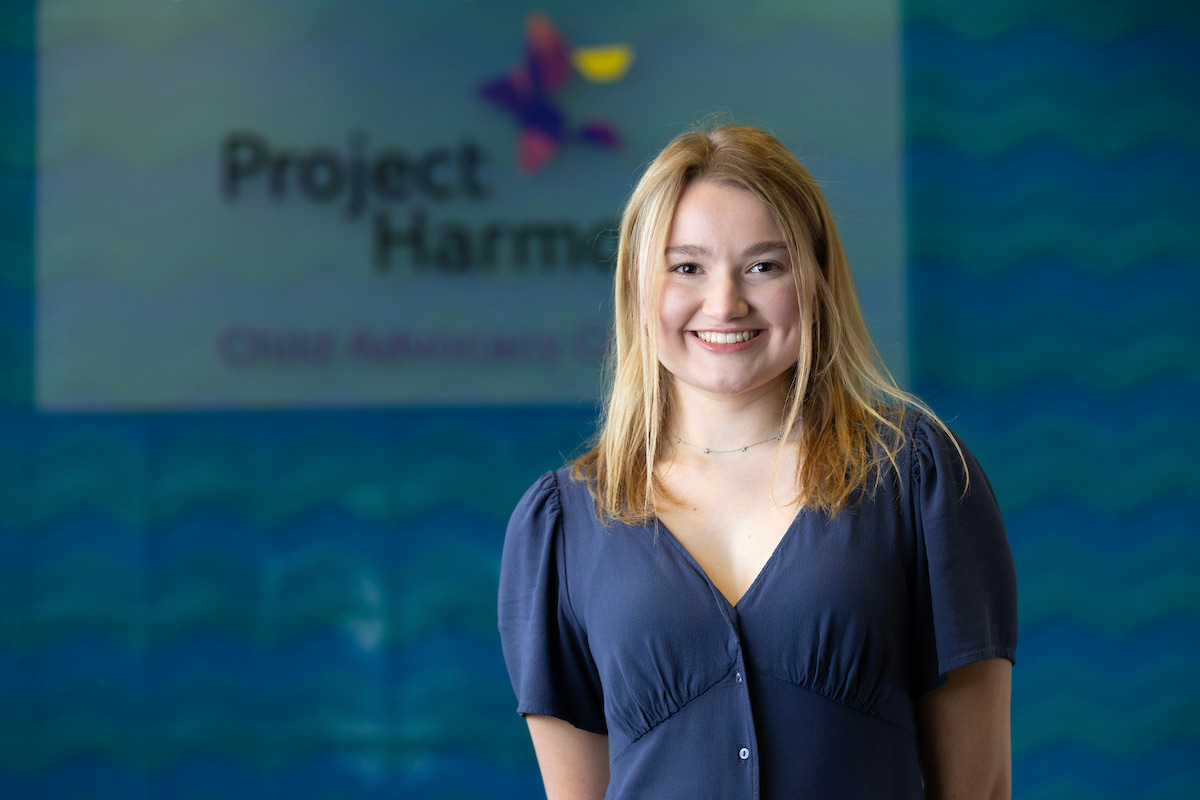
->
xmin=735 ymin=670 xmax=750 ymax=760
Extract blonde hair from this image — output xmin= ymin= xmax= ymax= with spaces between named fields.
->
xmin=574 ymin=125 xmax=955 ymax=522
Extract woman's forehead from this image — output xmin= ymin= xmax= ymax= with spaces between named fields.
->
xmin=665 ymin=181 xmax=784 ymax=247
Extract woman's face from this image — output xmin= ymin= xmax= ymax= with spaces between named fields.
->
xmin=656 ymin=180 xmax=802 ymax=401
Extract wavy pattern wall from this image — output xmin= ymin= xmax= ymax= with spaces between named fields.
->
xmin=905 ymin=1 xmax=1200 ymax=798
xmin=1 ymin=0 xmax=1198 ymax=797
xmin=0 ymin=407 xmax=594 ymax=797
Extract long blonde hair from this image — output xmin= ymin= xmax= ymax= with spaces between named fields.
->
xmin=574 ymin=125 xmax=954 ymax=522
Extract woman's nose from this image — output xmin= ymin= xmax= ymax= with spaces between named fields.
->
xmin=703 ymin=274 xmax=749 ymax=320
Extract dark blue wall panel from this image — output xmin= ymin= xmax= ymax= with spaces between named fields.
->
xmin=905 ymin=1 xmax=1200 ymax=798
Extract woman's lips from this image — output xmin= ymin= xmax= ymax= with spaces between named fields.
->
xmin=694 ymin=330 xmax=759 ymax=344
xmin=690 ymin=330 xmax=762 ymax=351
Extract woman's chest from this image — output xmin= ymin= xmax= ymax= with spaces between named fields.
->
xmin=567 ymin=499 xmax=918 ymax=689
xmin=653 ymin=460 xmax=805 ymax=607
xmin=653 ymin=497 xmax=797 ymax=608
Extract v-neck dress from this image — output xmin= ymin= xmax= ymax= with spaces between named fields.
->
xmin=498 ymin=415 xmax=1017 ymax=799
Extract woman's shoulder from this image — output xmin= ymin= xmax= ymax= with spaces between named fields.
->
xmin=508 ymin=468 xmax=601 ymax=534
xmin=902 ymin=412 xmax=979 ymax=489
xmin=888 ymin=405 xmax=945 ymax=443
xmin=893 ymin=409 xmax=1008 ymax=538
xmin=881 ymin=407 xmax=971 ymax=485
xmin=508 ymin=470 xmax=560 ymax=526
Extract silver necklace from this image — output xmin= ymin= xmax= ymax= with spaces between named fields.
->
xmin=672 ymin=432 xmax=782 ymax=455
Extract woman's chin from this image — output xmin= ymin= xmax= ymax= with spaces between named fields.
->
xmin=669 ymin=373 xmax=791 ymax=401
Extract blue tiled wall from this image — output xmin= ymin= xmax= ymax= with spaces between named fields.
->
xmin=905 ymin=1 xmax=1200 ymax=797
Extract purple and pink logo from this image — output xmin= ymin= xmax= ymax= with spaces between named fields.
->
xmin=479 ymin=13 xmax=634 ymax=174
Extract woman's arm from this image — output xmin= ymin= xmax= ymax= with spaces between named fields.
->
xmin=916 ymin=657 xmax=1013 ymax=800
xmin=526 ymin=714 xmax=610 ymax=800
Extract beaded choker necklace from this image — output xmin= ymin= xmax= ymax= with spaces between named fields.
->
xmin=672 ymin=432 xmax=782 ymax=455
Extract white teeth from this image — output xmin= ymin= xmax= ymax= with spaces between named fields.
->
xmin=696 ymin=330 xmax=758 ymax=344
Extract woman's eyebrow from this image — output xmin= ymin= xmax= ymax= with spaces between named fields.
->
xmin=743 ymin=240 xmax=789 ymax=257
xmin=664 ymin=241 xmax=788 ymax=257
xmin=664 ymin=243 xmax=709 ymax=257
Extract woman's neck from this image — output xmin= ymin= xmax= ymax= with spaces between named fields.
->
xmin=665 ymin=378 xmax=790 ymax=455
xmin=656 ymin=375 xmax=803 ymax=513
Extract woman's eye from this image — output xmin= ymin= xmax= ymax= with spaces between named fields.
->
xmin=749 ymin=261 xmax=779 ymax=273
xmin=671 ymin=263 xmax=700 ymax=275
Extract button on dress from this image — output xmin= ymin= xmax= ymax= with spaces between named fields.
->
xmin=498 ymin=415 xmax=1017 ymax=799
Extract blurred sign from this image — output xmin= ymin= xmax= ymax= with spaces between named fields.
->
xmin=36 ymin=0 xmax=903 ymax=409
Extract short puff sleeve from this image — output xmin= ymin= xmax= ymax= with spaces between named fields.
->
xmin=909 ymin=419 xmax=1018 ymax=695
xmin=497 ymin=470 xmax=606 ymax=733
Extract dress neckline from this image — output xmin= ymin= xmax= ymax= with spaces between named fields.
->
xmin=646 ymin=509 xmax=805 ymax=611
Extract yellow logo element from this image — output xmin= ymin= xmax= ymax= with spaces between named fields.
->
xmin=572 ymin=45 xmax=636 ymax=83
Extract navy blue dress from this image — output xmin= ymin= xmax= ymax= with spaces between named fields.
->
xmin=498 ymin=416 xmax=1017 ymax=798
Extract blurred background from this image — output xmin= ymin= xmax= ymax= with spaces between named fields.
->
xmin=1 ymin=0 xmax=1197 ymax=797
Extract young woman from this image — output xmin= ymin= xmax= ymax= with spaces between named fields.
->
xmin=498 ymin=126 xmax=1017 ymax=799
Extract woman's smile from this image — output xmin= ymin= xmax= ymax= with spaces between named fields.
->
xmin=690 ymin=329 xmax=763 ymax=350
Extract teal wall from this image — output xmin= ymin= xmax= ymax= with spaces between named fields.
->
xmin=1 ymin=1 xmax=1198 ymax=797
xmin=905 ymin=1 xmax=1200 ymax=797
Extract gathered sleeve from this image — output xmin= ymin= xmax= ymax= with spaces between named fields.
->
xmin=497 ymin=471 xmax=607 ymax=734
xmin=909 ymin=419 xmax=1018 ymax=696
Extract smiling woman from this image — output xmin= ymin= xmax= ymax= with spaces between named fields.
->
xmin=498 ymin=125 xmax=1017 ymax=800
